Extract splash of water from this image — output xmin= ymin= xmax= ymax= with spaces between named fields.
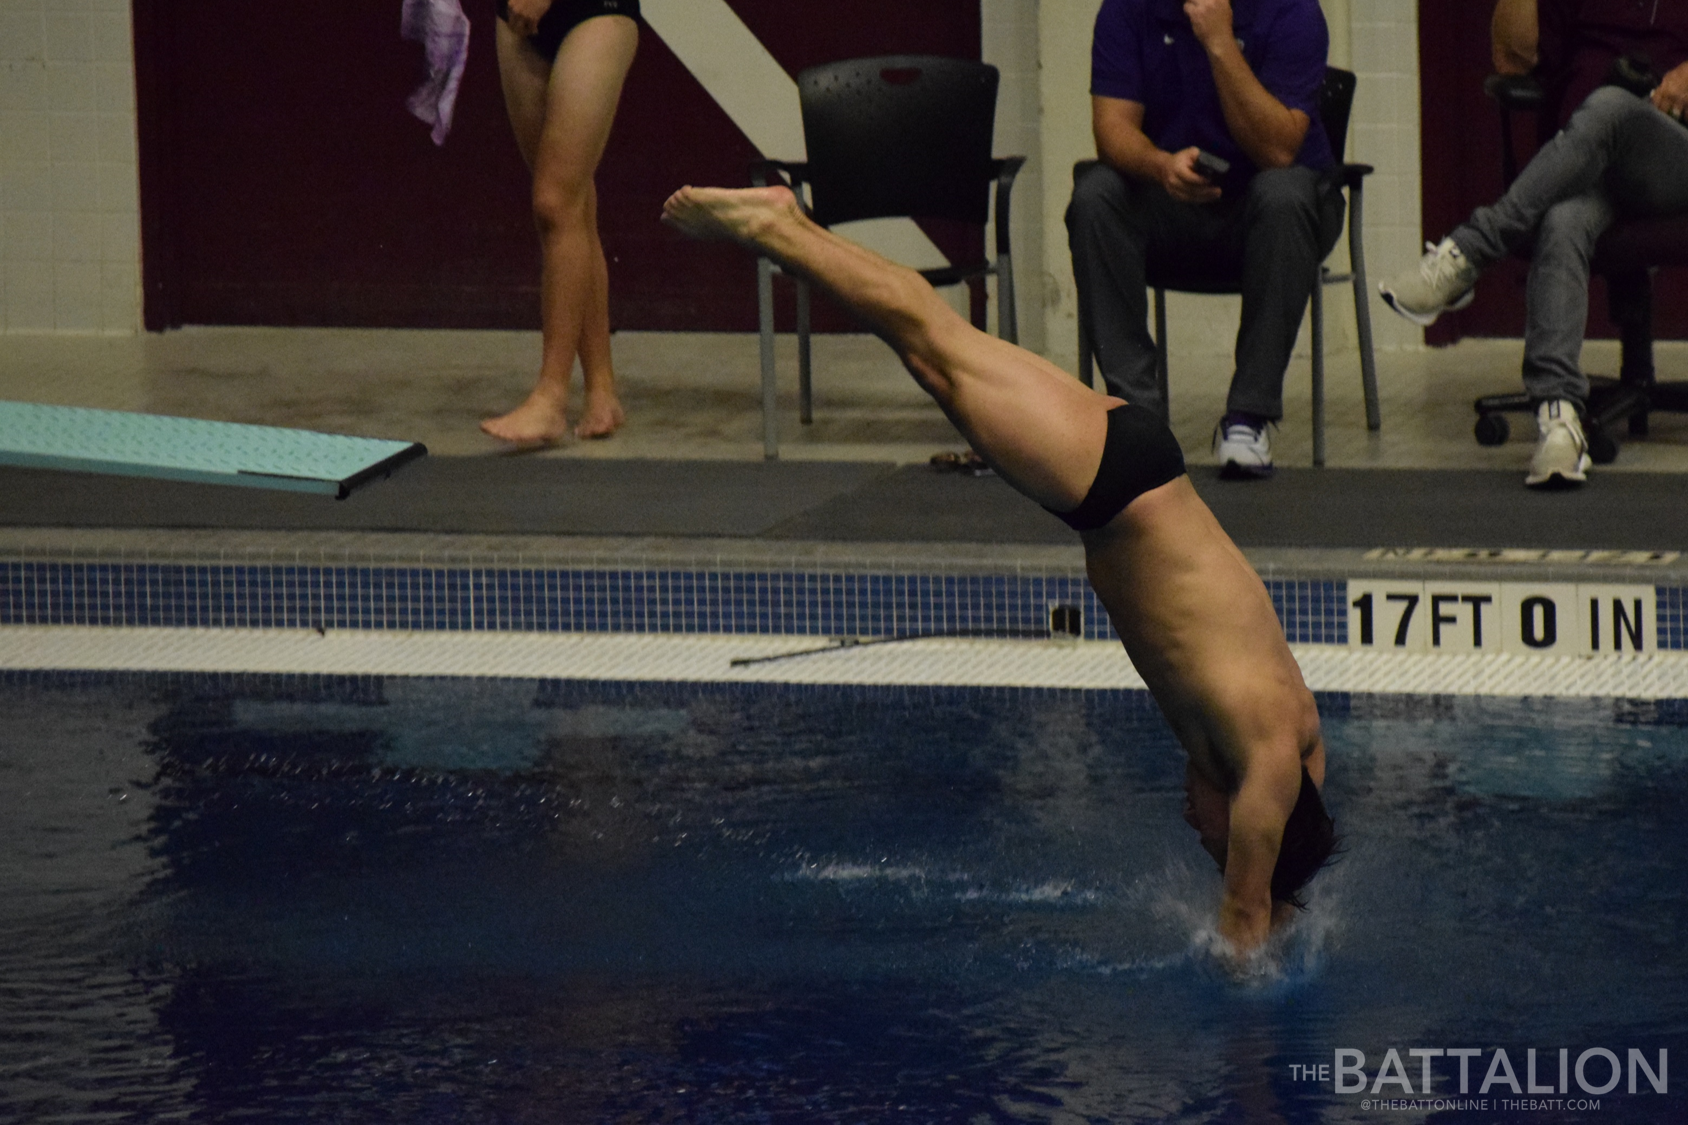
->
xmin=782 ymin=858 xmax=1099 ymax=907
xmin=1121 ymin=854 xmax=1347 ymax=993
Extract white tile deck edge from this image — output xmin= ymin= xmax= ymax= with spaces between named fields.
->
xmin=4 ymin=627 xmax=1687 ymax=698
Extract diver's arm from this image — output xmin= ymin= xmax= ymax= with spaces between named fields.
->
xmin=1217 ymin=760 xmax=1301 ymax=955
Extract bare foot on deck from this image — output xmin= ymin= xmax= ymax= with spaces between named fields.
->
xmin=661 ymin=185 xmax=801 ymax=247
xmin=574 ymin=386 xmax=625 ymax=439
xmin=480 ymin=384 xmax=570 ymax=446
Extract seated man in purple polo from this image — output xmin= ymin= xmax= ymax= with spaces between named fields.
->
xmin=1067 ymin=0 xmax=1343 ymax=479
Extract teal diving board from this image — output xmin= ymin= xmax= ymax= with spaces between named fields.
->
xmin=0 ymin=402 xmax=426 ymax=499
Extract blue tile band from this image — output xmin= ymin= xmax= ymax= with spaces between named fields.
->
xmin=4 ymin=563 xmax=1677 ymax=649
xmin=1661 ymin=586 xmax=1687 ymax=651
xmin=1268 ymin=578 xmax=1347 ymax=645
xmin=0 ymin=562 xmax=1362 ymax=645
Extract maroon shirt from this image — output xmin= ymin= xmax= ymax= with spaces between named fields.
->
xmin=1538 ymin=0 xmax=1688 ymax=127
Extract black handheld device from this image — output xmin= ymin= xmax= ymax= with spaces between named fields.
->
xmin=1194 ymin=149 xmax=1231 ymax=181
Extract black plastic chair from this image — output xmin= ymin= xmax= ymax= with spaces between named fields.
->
xmin=1471 ymin=73 xmax=1688 ymax=461
xmin=750 ymin=55 xmax=1025 ymax=459
xmin=1076 ymin=66 xmax=1379 ymax=467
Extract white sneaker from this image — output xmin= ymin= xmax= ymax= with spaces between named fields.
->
xmin=1213 ymin=415 xmax=1274 ymax=479
xmin=1379 ymin=238 xmax=1479 ymax=326
xmin=1524 ymin=399 xmax=1591 ymax=488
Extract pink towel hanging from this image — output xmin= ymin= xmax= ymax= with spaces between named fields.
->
xmin=401 ymin=0 xmax=471 ymax=145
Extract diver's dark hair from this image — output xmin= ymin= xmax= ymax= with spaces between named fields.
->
xmin=1270 ymin=766 xmax=1340 ymax=909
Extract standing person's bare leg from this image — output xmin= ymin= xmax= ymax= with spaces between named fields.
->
xmin=662 ymin=185 xmax=1111 ymax=510
xmin=494 ymin=20 xmax=548 ymax=166
xmin=486 ymin=17 xmax=636 ymax=445
xmin=573 ymin=186 xmax=622 ymax=437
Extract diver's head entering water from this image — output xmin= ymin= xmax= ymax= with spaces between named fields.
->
xmin=1270 ymin=768 xmax=1340 ymax=909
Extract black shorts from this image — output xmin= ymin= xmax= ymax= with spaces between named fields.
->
xmin=1046 ymin=403 xmax=1186 ymax=531
xmin=497 ymin=0 xmax=639 ymax=61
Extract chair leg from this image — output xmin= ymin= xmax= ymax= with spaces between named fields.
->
xmin=967 ymin=278 xmax=988 ymax=331
xmin=1153 ymin=288 xmax=1170 ymax=421
xmin=1311 ymin=277 xmax=1326 ymax=468
xmin=1609 ymin=269 xmax=1654 ymax=437
xmin=758 ymin=254 xmax=779 ymax=460
xmin=797 ymin=278 xmax=813 ymax=426
xmin=1347 ymin=184 xmax=1381 ymax=431
xmin=1078 ymin=316 xmax=1095 ymax=389
xmin=997 ymin=253 xmax=1018 ymax=345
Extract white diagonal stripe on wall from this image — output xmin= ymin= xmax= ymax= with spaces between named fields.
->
xmin=640 ymin=0 xmax=950 ymax=270
xmin=639 ymin=0 xmax=806 ymax=160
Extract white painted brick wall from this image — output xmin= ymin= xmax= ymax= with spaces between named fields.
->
xmin=982 ymin=0 xmax=1046 ymax=354
xmin=0 ymin=0 xmax=140 ymax=333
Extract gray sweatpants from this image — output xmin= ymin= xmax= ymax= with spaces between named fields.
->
xmin=1066 ymin=162 xmax=1345 ymax=421
xmin=1451 ymin=86 xmax=1688 ymax=405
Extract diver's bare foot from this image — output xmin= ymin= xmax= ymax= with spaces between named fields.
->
xmin=574 ymin=387 xmax=624 ymax=439
xmin=480 ymin=387 xmax=570 ymax=446
xmin=661 ymin=185 xmax=801 ymax=247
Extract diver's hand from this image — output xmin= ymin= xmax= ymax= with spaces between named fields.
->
xmin=502 ymin=0 xmax=555 ymax=39
xmin=1217 ymin=890 xmax=1273 ymax=956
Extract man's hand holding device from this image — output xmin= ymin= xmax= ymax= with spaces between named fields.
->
xmin=1163 ymin=147 xmax=1225 ymax=203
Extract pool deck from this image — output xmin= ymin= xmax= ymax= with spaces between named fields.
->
xmin=3 ymin=457 xmax=1686 ymax=581
xmin=3 ymin=327 xmax=1686 ymax=586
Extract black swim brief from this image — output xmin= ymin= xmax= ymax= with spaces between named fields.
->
xmin=1046 ymin=402 xmax=1186 ymax=531
xmin=497 ymin=0 xmax=639 ymax=61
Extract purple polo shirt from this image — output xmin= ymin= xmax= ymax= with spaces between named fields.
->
xmin=1091 ymin=0 xmax=1334 ymax=185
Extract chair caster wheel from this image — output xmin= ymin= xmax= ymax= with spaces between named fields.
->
xmin=1474 ymin=413 xmax=1509 ymax=446
xmin=1587 ymin=429 xmax=1619 ymax=465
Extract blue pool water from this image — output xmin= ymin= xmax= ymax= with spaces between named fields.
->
xmin=2 ymin=673 xmax=1685 ymax=1123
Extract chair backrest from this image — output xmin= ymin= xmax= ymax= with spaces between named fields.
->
xmin=1319 ymin=67 xmax=1357 ymax=164
xmin=797 ymin=55 xmax=999 ymax=228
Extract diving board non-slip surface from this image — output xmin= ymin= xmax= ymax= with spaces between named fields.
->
xmin=0 ymin=402 xmax=425 ymax=498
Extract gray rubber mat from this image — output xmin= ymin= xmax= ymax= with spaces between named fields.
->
xmin=0 ymin=458 xmax=897 ymax=538
xmin=2 ymin=458 xmax=1684 ymax=550
xmin=765 ymin=465 xmax=1688 ymax=551
xmin=1188 ymin=466 xmax=1688 ymax=550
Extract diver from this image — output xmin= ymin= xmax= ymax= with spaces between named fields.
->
xmin=661 ymin=183 xmax=1339 ymax=960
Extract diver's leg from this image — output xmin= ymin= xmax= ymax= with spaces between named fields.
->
xmin=663 ymin=185 xmax=1116 ymax=511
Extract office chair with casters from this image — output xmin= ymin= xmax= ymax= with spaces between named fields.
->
xmin=750 ymin=55 xmax=1025 ymax=459
xmin=1076 ymin=66 xmax=1379 ymax=467
xmin=1471 ymin=73 xmax=1688 ymax=462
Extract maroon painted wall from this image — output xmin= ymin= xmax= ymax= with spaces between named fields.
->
xmin=134 ymin=0 xmax=979 ymax=332
xmin=1416 ymin=0 xmax=1688 ymax=347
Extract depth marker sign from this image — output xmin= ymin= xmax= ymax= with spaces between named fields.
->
xmin=1348 ymin=582 xmax=1655 ymax=656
